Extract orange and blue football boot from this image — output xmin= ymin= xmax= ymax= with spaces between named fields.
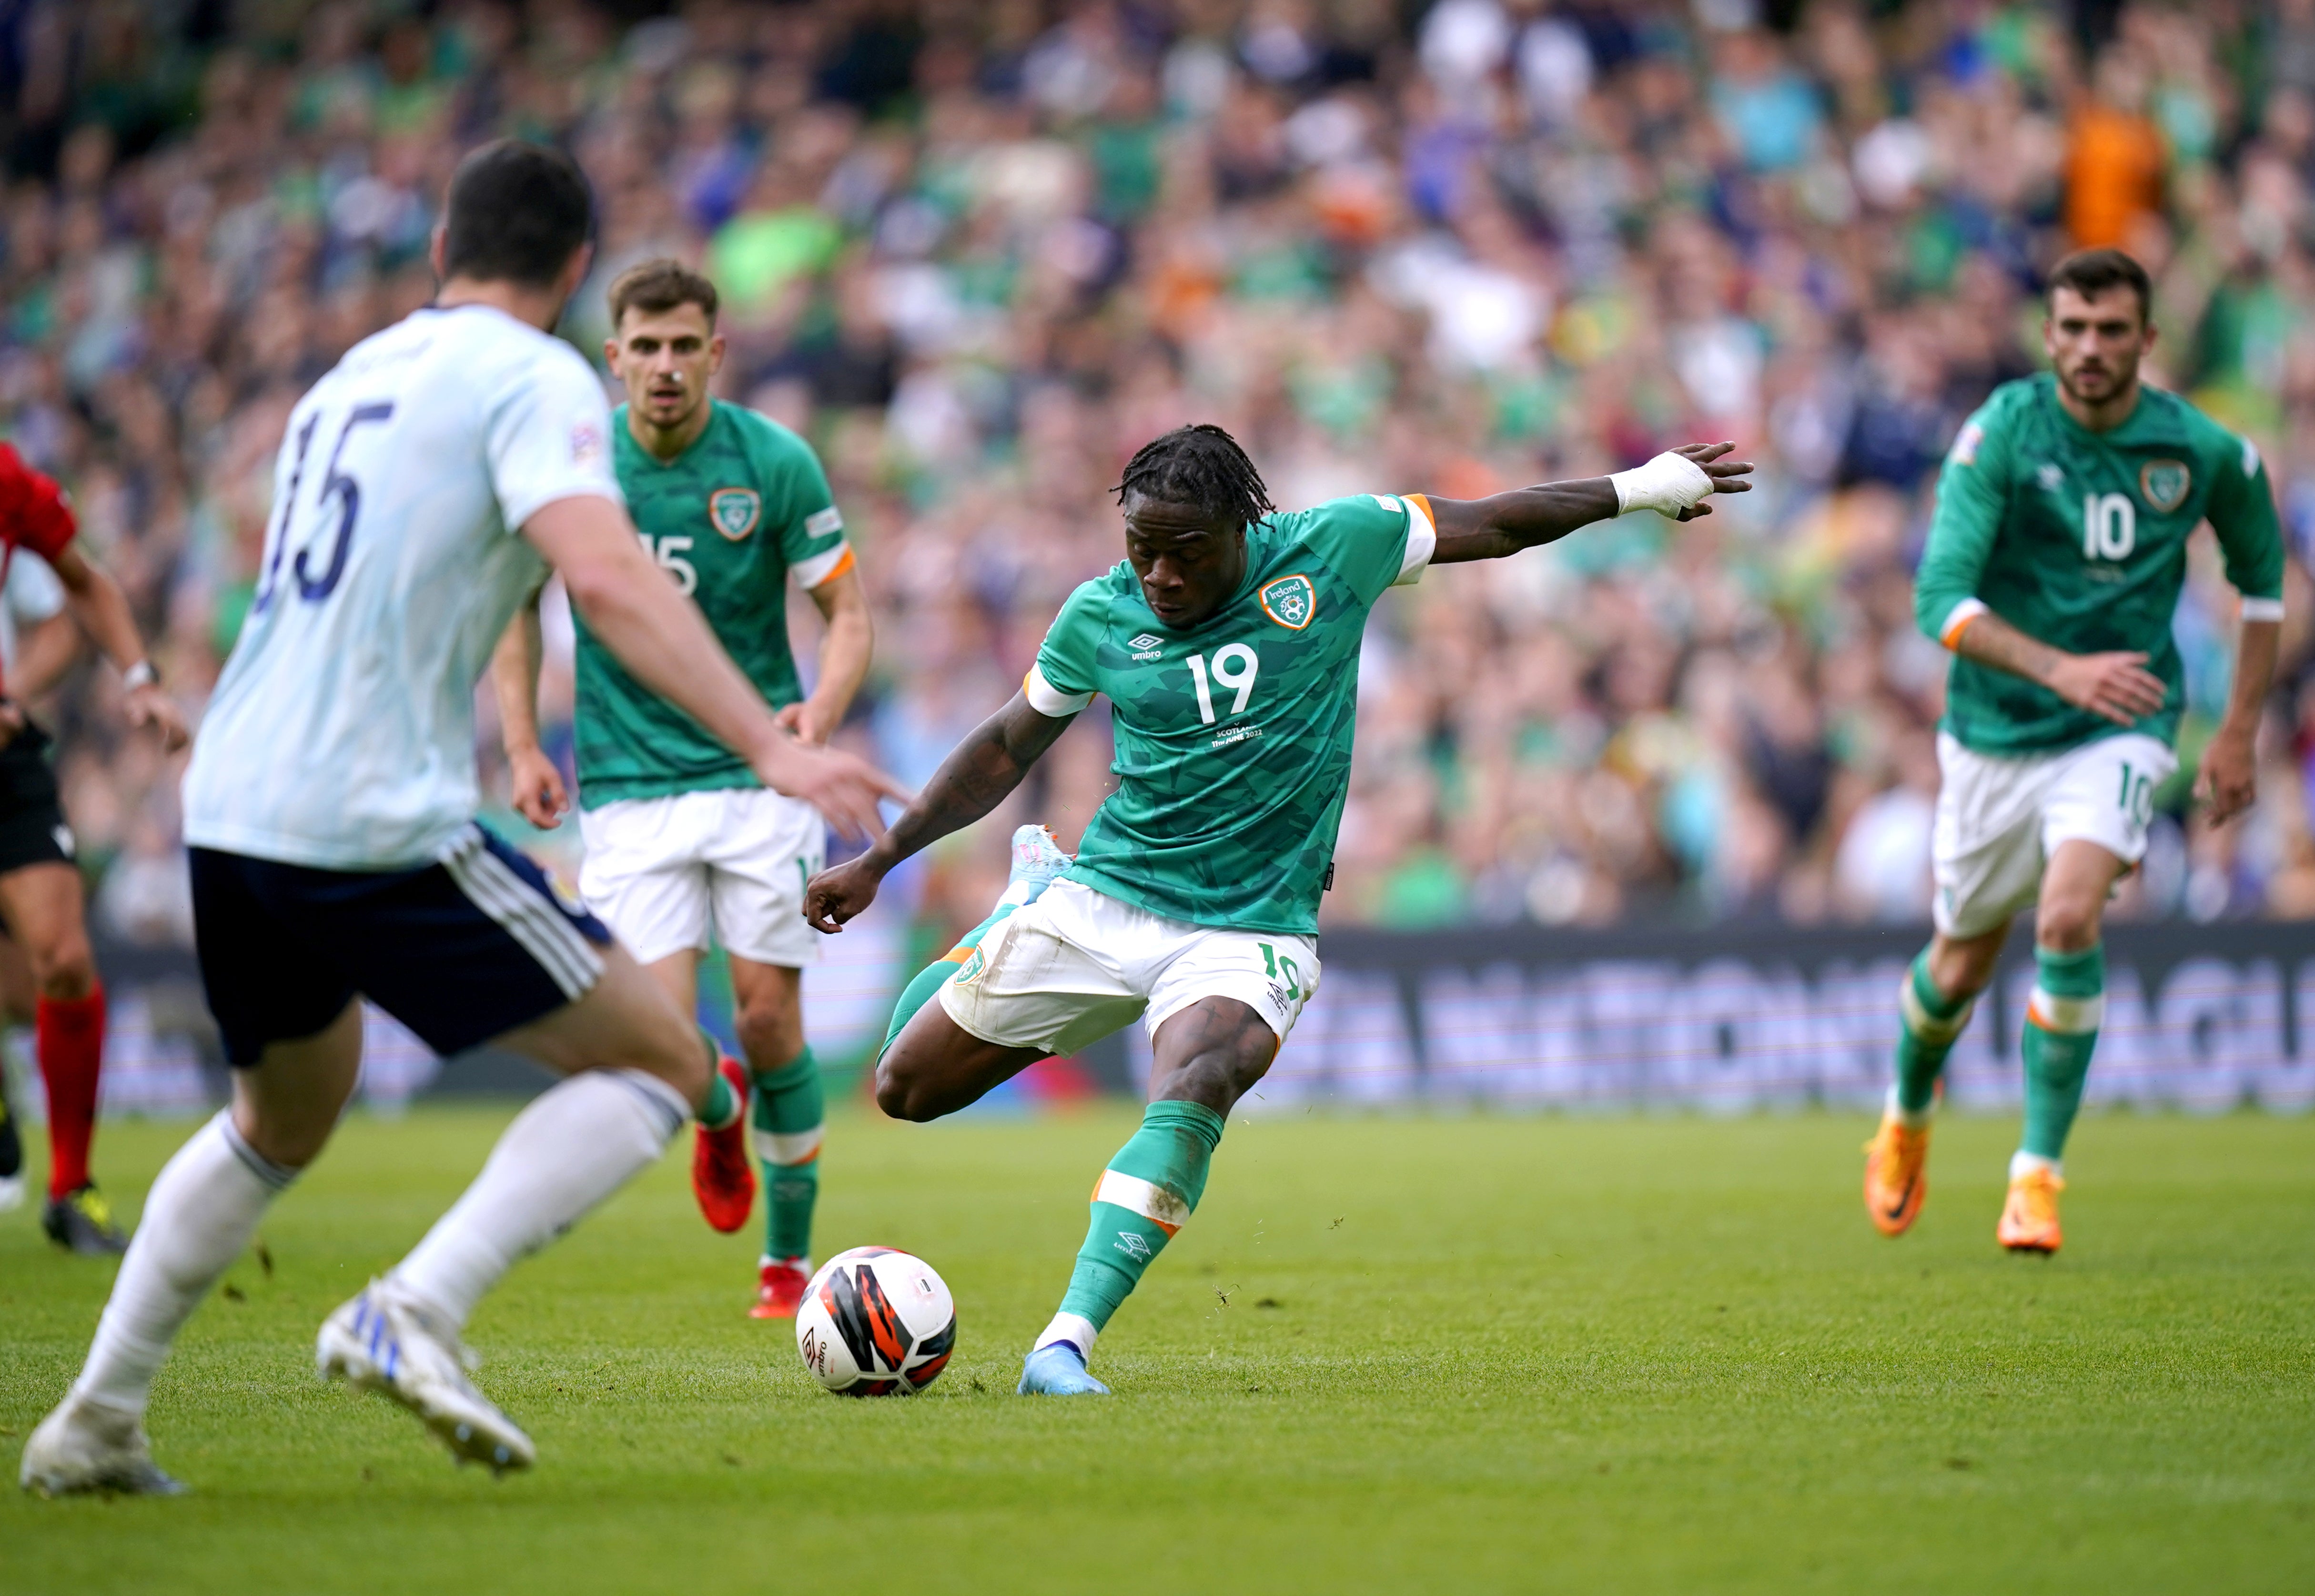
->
xmin=1862 ymin=1110 xmax=1931 ymax=1237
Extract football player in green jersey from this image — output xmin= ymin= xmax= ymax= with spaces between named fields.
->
xmin=1864 ymin=249 xmax=2286 ymax=1256
xmin=805 ymin=423 xmax=1753 ymax=1394
xmin=493 ymin=260 xmax=875 ymax=1319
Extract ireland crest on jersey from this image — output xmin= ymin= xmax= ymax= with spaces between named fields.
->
xmin=708 ymin=487 xmax=761 ymax=541
xmin=2140 ymin=459 xmax=2191 ymax=514
xmin=1259 ymin=573 xmax=1315 ymax=630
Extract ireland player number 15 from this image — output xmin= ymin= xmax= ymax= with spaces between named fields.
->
xmin=637 ymin=531 xmax=697 ymax=595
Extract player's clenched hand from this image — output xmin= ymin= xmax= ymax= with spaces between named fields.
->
xmin=2045 ymin=650 xmax=2168 ymax=727
xmin=124 ymin=683 xmax=189 ymax=754
xmin=507 ymin=745 xmax=569 ymax=830
xmin=2194 ymin=725 xmax=2258 ymax=826
xmin=754 ymin=740 xmax=909 ymax=844
xmin=803 ymin=855 xmax=882 ymax=934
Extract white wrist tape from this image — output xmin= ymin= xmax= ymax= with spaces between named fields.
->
xmin=1609 ymin=451 xmax=1716 ymax=518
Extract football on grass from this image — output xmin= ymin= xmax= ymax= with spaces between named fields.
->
xmin=795 ymin=1247 xmax=957 ymax=1395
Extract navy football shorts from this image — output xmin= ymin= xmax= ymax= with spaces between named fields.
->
xmin=190 ymin=823 xmax=613 ymax=1067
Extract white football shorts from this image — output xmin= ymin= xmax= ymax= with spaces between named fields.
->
xmin=938 ymin=878 xmax=1319 ymax=1058
xmin=577 ymin=786 xmax=825 ymax=968
xmin=1932 ymin=730 xmax=2175 ymax=939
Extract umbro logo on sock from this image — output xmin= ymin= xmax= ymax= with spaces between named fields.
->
xmin=1113 ymin=1232 xmax=1152 ymax=1261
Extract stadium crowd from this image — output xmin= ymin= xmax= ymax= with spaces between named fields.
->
xmin=8 ymin=0 xmax=2315 ymax=945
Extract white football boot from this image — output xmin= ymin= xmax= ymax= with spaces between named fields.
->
xmin=19 ymin=1394 xmax=186 ymax=1497
xmin=317 ymin=1279 xmax=535 ymax=1475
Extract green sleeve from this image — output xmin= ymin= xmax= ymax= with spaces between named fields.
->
xmin=748 ymin=415 xmax=847 ymax=585
xmin=1914 ymin=404 xmax=2014 ymax=644
xmin=1025 ymin=580 xmax=1108 ymax=713
xmin=1297 ymin=494 xmax=1424 ymax=607
xmin=2204 ymin=432 xmax=2287 ymax=612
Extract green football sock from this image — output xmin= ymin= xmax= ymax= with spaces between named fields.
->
xmin=697 ymin=1028 xmax=742 ymax=1129
xmin=750 ymin=1047 xmax=825 ymax=1261
xmin=2021 ymin=943 xmax=2103 ymax=1163
xmin=1893 ymin=949 xmax=1974 ymax=1118
xmin=1035 ymin=1101 xmax=1226 ymax=1359
xmin=876 ymin=903 xmax=1020 ymax=1060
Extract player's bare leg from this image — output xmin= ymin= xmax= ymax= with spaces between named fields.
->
xmin=318 ymin=944 xmax=713 ymax=1475
xmin=23 ymin=1004 xmax=363 ymax=1496
xmin=728 ymin=956 xmax=823 ymax=1316
xmin=1021 ymin=996 xmax=1277 ymax=1396
xmin=875 ymin=998 xmax=1049 ymax=1122
xmin=0 ymin=861 xmax=121 ymax=1253
xmin=1998 ymin=840 xmax=2123 ymax=1255
xmin=1867 ymin=921 xmax=2003 ymax=1235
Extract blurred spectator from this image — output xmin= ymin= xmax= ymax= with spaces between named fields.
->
xmin=3 ymin=0 xmax=2312 ymax=955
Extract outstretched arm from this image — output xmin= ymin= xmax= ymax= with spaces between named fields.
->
xmin=804 ymin=690 xmax=1074 ymax=932
xmin=1427 ymin=443 xmax=1754 ymax=565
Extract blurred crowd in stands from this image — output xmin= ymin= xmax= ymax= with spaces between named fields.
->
xmin=9 ymin=0 xmax=2315 ymax=949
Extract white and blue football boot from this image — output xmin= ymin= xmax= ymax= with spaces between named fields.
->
xmin=996 ymin=824 xmax=1073 ymax=911
xmin=1018 ymin=1343 xmax=1111 ymax=1396
xmin=317 ymin=1279 xmax=535 ymax=1474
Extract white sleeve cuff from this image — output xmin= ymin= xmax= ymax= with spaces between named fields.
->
xmin=2241 ymin=596 xmax=2286 ymax=623
xmin=1392 ymin=495 xmax=1436 ymax=587
xmin=1937 ymin=597 xmax=1989 ymax=649
xmin=1023 ymin=665 xmax=1093 ymax=716
xmin=789 ymin=541 xmax=855 ymax=590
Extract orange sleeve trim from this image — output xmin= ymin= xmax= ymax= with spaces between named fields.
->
xmin=1939 ymin=598 xmax=1990 ymax=650
xmin=806 ymin=545 xmax=857 ymax=589
xmin=1406 ymin=493 xmax=1435 ymax=529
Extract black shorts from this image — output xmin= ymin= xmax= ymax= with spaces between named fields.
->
xmin=190 ymin=823 xmax=613 ymax=1067
xmin=0 ymin=722 xmax=73 ymax=876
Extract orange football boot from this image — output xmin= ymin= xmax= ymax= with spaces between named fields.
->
xmin=1862 ymin=1110 xmax=1932 ymax=1236
xmin=1996 ymin=1167 xmax=2064 ymax=1254
xmin=691 ymin=1056 xmax=756 ymax=1234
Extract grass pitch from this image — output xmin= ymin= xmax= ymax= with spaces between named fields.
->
xmin=3 ymin=1105 xmax=2311 ymax=1594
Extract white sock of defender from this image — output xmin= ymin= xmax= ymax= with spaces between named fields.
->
xmin=73 ymin=1111 xmax=295 ymax=1416
xmin=1033 ymin=1312 xmax=1101 ymax=1363
xmin=389 ymin=1069 xmax=686 ymax=1330
xmin=2010 ymin=1151 xmax=2062 ymax=1182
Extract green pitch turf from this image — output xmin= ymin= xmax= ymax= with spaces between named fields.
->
xmin=4 ymin=1106 xmax=2312 ymax=1594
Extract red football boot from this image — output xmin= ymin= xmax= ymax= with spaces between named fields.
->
xmin=691 ymin=1057 xmax=755 ymax=1234
xmin=749 ymin=1256 xmax=812 ymax=1320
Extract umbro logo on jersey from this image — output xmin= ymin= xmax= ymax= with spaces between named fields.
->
xmin=1259 ymin=574 xmax=1315 ymax=630
xmin=2036 ymin=463 xmax=2064 ymax=491
xmin=1128 ymin=633 xmax=1164 ymax=649
xmin=708 ymin=487 xmax=761 ymax=541
xmin=2141 ymin=459 xmax=2191 ymax=512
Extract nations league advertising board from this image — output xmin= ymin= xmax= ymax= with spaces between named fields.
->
xmin=58 ymin=920 xmax=2315 ymax=1118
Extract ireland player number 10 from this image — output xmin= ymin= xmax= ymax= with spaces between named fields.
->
xmin=2082 ymin=493 xmax=2136 ymax=562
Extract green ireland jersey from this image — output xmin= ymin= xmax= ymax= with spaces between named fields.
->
xmin=1915 ymin=374 xmax=2285 ymax=756
xmin=572 ymin=400 xmax=851 ymax=806
xmin=1025 ymin=493 xmax=1437 ymax=934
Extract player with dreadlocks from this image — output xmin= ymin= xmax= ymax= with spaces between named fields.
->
xmin=808 ymin=424 xmax=1752 ymax=1394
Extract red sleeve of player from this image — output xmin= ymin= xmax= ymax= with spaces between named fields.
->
xmin=0 ymin=443 xmax=77 ymax=562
